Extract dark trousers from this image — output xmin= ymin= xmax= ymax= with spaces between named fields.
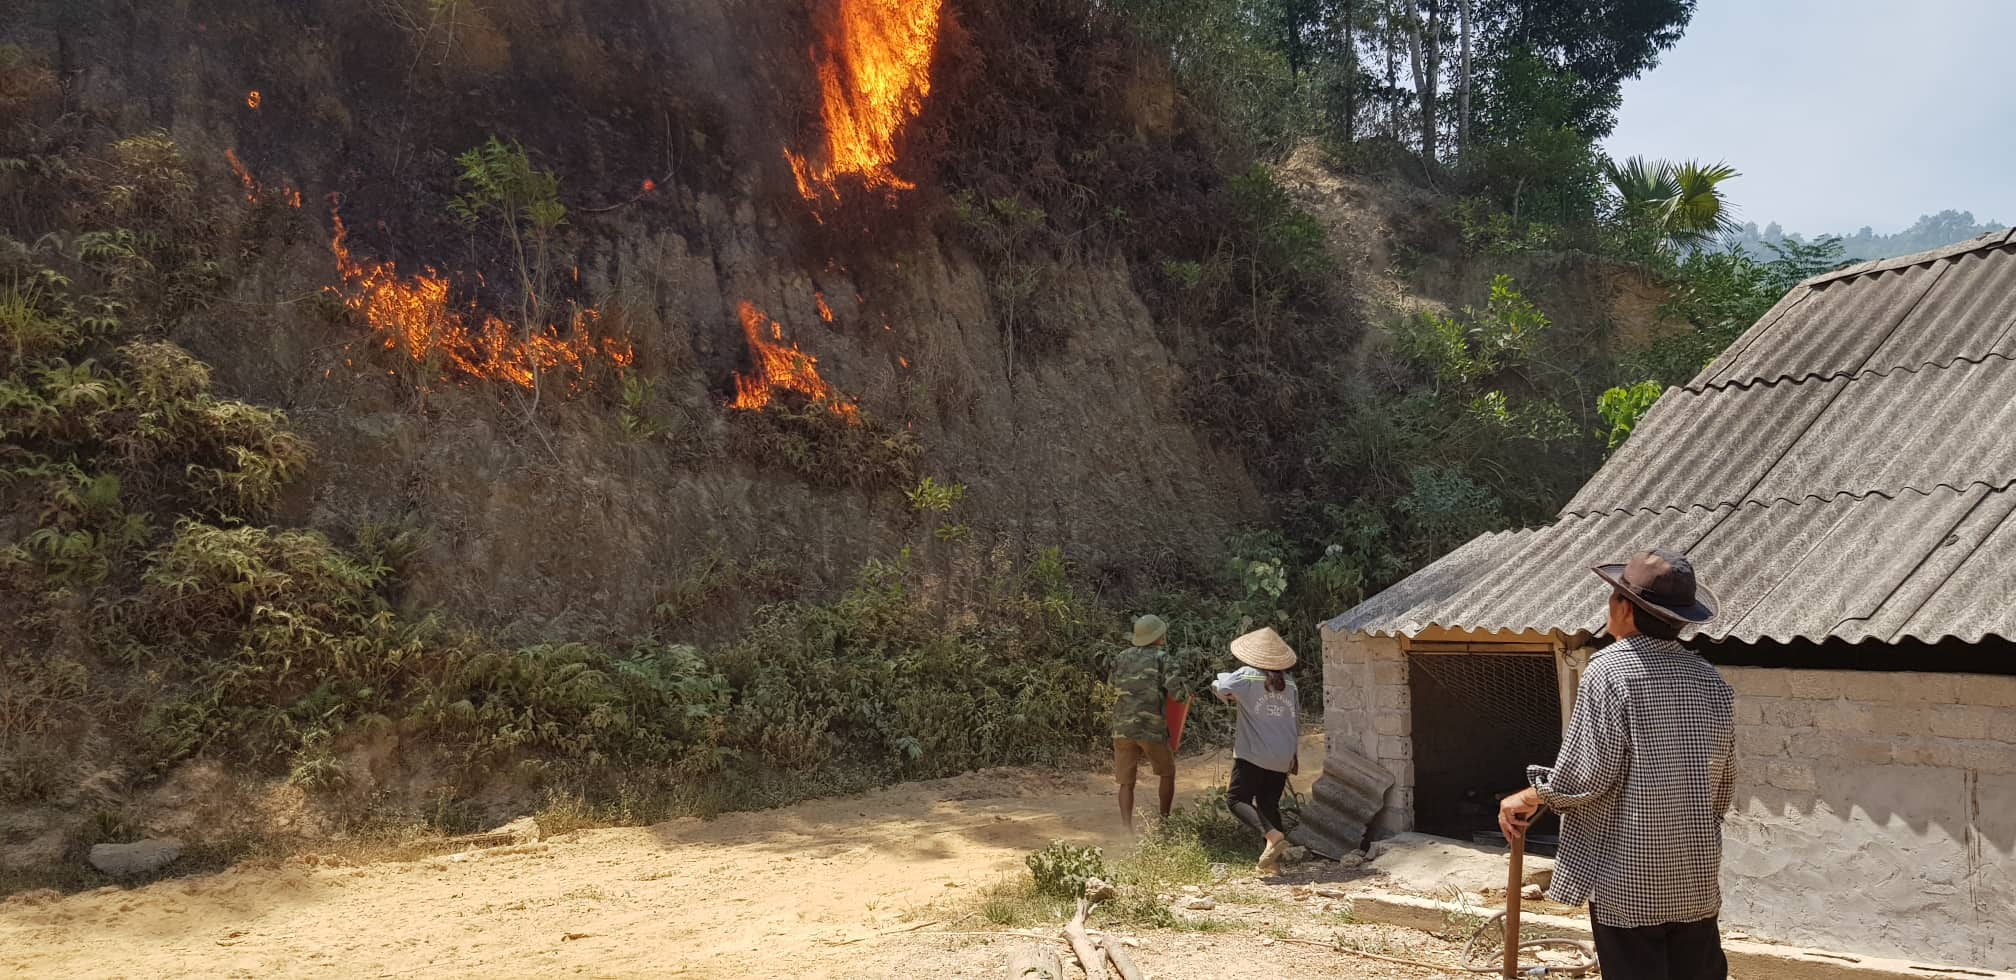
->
xmin=1590 ymin=906 xmax=1728 ymax=980
xmin=1227 ymin=758 xmax=1288 ymax=836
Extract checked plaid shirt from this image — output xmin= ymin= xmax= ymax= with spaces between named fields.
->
xmin=1528 ymin=635 xmax=1737 ymax=929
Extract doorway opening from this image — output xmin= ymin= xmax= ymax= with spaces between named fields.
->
xmin=1407 ymin=652 xmax=1563 ymax=852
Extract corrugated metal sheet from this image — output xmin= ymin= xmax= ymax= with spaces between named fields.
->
xmin=1567 ymin=354 xmax=2016 ymax=516
xmin=1334 ymin=232 xmax=2016 ymax=646
xmin=1331 ymin=488 xmax=2016 ymax=644
xmin=1693 ymin=242 xmax=2016 ymax=391
xmin=1291 ymin=748 xmax=1395 ymax=860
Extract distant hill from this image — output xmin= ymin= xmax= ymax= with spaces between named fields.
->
xmin=1724 ymin=210 xmax=2009 ymax=262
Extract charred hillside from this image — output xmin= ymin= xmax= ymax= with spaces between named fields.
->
xmin=0 ymin=0 xmax=1663 ymax=876
xmin=8 ymin=0 xmax=1283 ymax=635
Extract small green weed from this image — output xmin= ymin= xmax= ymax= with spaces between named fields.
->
xmin=978 ymin=875 xmax=1072 ymax=927
xmin=905 ymin=476 xmax=966 ymax=513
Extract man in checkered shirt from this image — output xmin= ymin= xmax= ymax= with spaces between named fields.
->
xmin=1499 ymin=549 xmax=1736 ymax=979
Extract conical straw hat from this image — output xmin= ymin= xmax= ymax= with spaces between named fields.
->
xmin=1230 ymin=627 xmax=1296 ymax=671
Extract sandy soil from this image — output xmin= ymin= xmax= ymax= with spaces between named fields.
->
xmin=0 ymin=736 xmax=1475 ymax=979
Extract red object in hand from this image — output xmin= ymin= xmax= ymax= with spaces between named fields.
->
xmin=1166 ymin=696 xmax=1191 ymax=752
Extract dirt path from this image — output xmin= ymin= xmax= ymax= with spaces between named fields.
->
xmin=3 ymin=736 xmax=1468 ymax=979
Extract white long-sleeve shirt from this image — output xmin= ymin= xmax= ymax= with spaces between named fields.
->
xmin=1212 ymin=667 xmax=1298 ymax=773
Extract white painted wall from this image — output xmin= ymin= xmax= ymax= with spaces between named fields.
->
xmin=1720 ymin=667 xmax=2016 ymax=971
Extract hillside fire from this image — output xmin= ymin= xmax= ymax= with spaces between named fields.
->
xmin=327 ymin=200 xmax=632 ymax=391
xmin=731 ymin=300 xmax=860 ymax=422
xmin=787 ymin=0 xmax=944 ymax=201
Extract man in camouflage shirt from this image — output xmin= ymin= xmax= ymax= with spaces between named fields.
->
xmin=1112 ymin=614 xmax=1182 ymax=829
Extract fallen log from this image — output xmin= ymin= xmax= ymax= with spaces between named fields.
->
xmin=1064 ymin=878 xmax=1117 ymax=980
xmin=1064 ymin=903 xmax=1106 ymax=980
xmin=1100 ymin=938 xmax=1145 ymax=980
xmin=1007 ymin=945 xmax=1064 ymax=979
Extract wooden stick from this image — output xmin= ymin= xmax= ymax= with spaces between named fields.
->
xmin=1504 ymin=831 xmax=1525 ymax=979
xmin=1100 ymin=938 xmax=1146 ymax=980
xmin=1064 ymin=898 xmax=1107 ymax=980
xmin=1269 ymin=936 xmax=1463 ymax=973
xmin=820 ymin=920 xmax=941 ymax=946
xmin=913 ymin=930 xmax=1075 ymax=942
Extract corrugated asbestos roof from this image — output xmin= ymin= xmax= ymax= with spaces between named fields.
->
xmin=1333 ymin=230 xmax=2016 ymax=645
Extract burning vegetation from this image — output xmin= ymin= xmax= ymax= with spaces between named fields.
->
xmin=225 ymin=149 xmax=301 ymax=208
xmin=731 ymin=300 xmax=860 ymax=423
xmin=787 ymin=0 xmax=945 ymax=201
xmin=327 ymin=200 xmax=633 ymax=392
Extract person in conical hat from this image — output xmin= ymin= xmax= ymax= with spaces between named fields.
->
xmin=1110 ymin=614 xmax=1183 ymax=830
xmin=1212 ymin=626 xmax=1300 ymax=874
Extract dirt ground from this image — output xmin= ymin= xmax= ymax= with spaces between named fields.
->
xmin=0 ymin=736 xmax=1481 ymax=979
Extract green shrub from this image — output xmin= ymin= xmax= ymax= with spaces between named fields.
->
xmin=714 ymin=551 xmax=1105 ymax=779
xmin=1225 ymin=166 xmax=1333 ymax=309
xmin=124 ymin=519 xmax=423 ymax=768
xmin=1598 ymin=380 xmax=1664 ymax=452
xmin=1026 ymin=840 xmax=1107 ymax=899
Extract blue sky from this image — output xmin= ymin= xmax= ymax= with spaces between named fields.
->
xmin=1605 ymin=0 xmax=2016 ymax=236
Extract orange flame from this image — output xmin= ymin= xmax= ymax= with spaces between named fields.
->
xmin=815 ymin=291 xmax=834 ymax=322
xmin=328 ymin=200 xmax=633 ymax=392
xmin=224 ymin=149 xmax=258 ymax=203
xmin=786 ymin=0 xmax=944 ymax=201
xmin=731 ymin=301 xmax=860 ymax=422
xmin=226 ymin=149 xmax=302 ymax=208
xmin=246 ymin=90 xmax=262 ymax=110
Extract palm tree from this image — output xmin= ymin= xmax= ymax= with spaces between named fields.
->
xmin=1606 ymin=156 xmax=1742 ymax=251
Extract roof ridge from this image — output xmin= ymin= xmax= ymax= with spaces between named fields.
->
xmin=1559 ymin=479 xmax=2016 ymax=522
xmin=1796 ymin=228 xmax=2016 ymax=289
xmin=1680 ymin=349 xmax=2015 ymax=394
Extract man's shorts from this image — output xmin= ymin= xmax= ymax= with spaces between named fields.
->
xmin=1113 ymin=738 xmax=1175 ymax=783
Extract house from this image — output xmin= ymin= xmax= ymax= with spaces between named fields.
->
xmin=1321 ymin=228 xmax=2016 ymax=969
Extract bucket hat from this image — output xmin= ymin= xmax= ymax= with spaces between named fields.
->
xmin=1229 ymin=627 xmax=1297 ymax=671
xmin=1592 ymin=548 xmax=1718 ymax=625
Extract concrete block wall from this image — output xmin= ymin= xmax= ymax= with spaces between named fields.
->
xmin=1321 ymin=629 xmax=1413 ymax=835
xmin=1720 ymin=667 xmax=2016 ymax=971
xmin=1319 ymin=629 xmax=2016 ymax=971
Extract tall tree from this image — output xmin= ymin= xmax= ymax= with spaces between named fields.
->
xmin=1384 ymin=1 xmax=1407 ymax=141
xmin=1270 ymin=0 xmax=1329 ymax=78
xmin=1404 ymin=0 xmax=1443 ymax=163
xmin=1340 ymin=0 xmax=1359 ymax=142
xmin=1457 ymin=0 xmax=1472 ymax=160
xmin=1475 ymin=0 xmax=1694 ymax=137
